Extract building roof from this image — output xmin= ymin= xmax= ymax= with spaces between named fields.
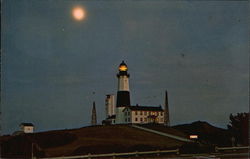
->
xmin=126 ymin=105 xmax=163 ymax=111
xmin=20 ymin=123 xmax=34 ymax=126
xmin=119 ymin=60 xmax=127 ymax=68
xmin=107 ymin=115 xmax=116 ymax=119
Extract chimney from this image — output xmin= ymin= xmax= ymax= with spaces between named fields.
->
xmin=164 ymin=90 xmax=170 ymax=126
xmin=91 ymin=102 xmax=97 ymax=126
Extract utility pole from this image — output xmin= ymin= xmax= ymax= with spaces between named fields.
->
xmin=91 ymin=102 xmax=97 ymax=126
xmin=31 ymin=143 xmax=34 ymax=159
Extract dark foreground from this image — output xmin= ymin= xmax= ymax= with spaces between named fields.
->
xmin=100 ymin=152 xmax=249 ymax=159
xmin=1 ymin=122 xmax=248 ymax=159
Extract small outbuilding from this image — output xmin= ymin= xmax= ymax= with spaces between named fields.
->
xmin=20 ymin=123 xmax=34 ymax=133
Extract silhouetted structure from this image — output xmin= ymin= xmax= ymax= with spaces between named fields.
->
xmin=91 ymin=102 xmax=97 ymax=125
xmin=164 ymin=90 xmax=170 ymax=126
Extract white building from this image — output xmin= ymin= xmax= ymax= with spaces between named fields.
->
xmin=20 ymin=123 xmax=34 ymax=133
xmin=105 ymin=94 xmax=115 ymax=118
xmin=123 ymin=105 xmax=164 ymax=124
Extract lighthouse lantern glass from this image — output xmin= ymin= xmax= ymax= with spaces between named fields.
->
xmin=119 ymin=65 xmax=127 ymax=71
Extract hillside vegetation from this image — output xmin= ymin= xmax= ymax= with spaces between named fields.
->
xmin=1 ymin=122 xmax=234 ymax=158
xmin=173 ymin=121 xmax=232 ymax=146
xmin=1 ymin=125 xmax=186 ymax=158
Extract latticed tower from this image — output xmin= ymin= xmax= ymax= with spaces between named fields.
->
xmin=91 ymin=102 xmax=97 ymax=125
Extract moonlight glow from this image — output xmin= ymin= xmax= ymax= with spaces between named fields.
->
xmin=72 ymin=7 xmax=86 ymax=21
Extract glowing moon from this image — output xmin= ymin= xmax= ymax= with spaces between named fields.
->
xmin=72 ymin=7 xmax=86 ymax=21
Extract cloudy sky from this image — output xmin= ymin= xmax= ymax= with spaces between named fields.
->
xmin=2 ymin=0 xmax=248 ymax=134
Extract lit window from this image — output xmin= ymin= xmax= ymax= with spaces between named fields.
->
xmin=144 ymin=118 xmax=147 ymax=122
xmin=156 ymin=118 xmax=159 ymax=123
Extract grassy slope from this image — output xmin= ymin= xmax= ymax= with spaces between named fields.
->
xmin=1 ymin=125 xmax=186 ymax=158
xmin=139 ymin=124 xmax=189 ymax=138
xmin=46 ymin=125 xmax=185 ymax=157
xmin=172 ymin=121 xmax=231 ymax=146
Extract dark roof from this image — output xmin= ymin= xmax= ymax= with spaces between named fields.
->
xmin=107 ymin=115 xmax=116 ymax=119
xmin=20 ymin=123 xmax=34 ymax=126
xmin=119 ymin=60 xmax=127 ymax=67
xmin=127 ymin=105 xmax=163 ymax=111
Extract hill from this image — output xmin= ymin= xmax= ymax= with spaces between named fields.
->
xmin=172 ymin=121 xmax=232 ymax=146
xmin=1 ymin=124 xmax=187 ymax=158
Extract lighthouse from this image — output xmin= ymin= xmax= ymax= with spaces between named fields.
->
xmin=103 ymin=61 xmax=169 ymax=125
xmin=116 ymin=61 xmax=130 ymax=107
xmin=116 ymin=61 xmax=131 ymax=123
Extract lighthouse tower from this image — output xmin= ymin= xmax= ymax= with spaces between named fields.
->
xmin=117 ymin=61 xmax=130 ymax=106
xmin=116 ymin=61 xmax=131 ymax=123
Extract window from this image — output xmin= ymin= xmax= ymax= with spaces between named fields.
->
xmin=140 ymin=111 xmax=143 ymax=115
xmin=161 ymin=112 xmax=163 ymax=116
xmin=156 ymin=118 xmax=159 ymax=123
xmin=135 ymin=118 xmax=138 ymax=121
xmin=144 ymin=118 xmax=147 ymax=122
xmin=128 ymin=118 xmax=130 ymax=122
xmin=127 ymin=112 xmax=130 ymax=116
xmin=140 ymin=118 xmax=143 ymax=122
xmin=135 ymin=111 xmax=138 ymax=115
xmin=144 ymin=111 xmax=147 ymax=115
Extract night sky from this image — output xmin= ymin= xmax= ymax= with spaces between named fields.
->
xmin=2 ymin=0 xmax=248 ymax=134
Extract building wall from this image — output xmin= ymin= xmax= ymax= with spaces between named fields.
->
xmin=110 ymin=95 xmax=115 ymax=115
xmin=21 ymin=126 xmax=34 ymax=133
xmin=124 ymin=108 xmax=131 ymax=123
xmin=131 ymin=110 xmax=164 ymax=124
xmin=116 ymin=107 xmax=126 ymax=124
xmin=106 ymin=94 xmax=115 ymax=117
xmin=115 ymin=107 xmax=165 ymax=124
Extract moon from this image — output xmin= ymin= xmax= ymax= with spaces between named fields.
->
xmin=72 ymin=7 xmax=86 ymax=21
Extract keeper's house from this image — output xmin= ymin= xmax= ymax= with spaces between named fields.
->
xmin=123 ymin=105 xmax=164 ymax=124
